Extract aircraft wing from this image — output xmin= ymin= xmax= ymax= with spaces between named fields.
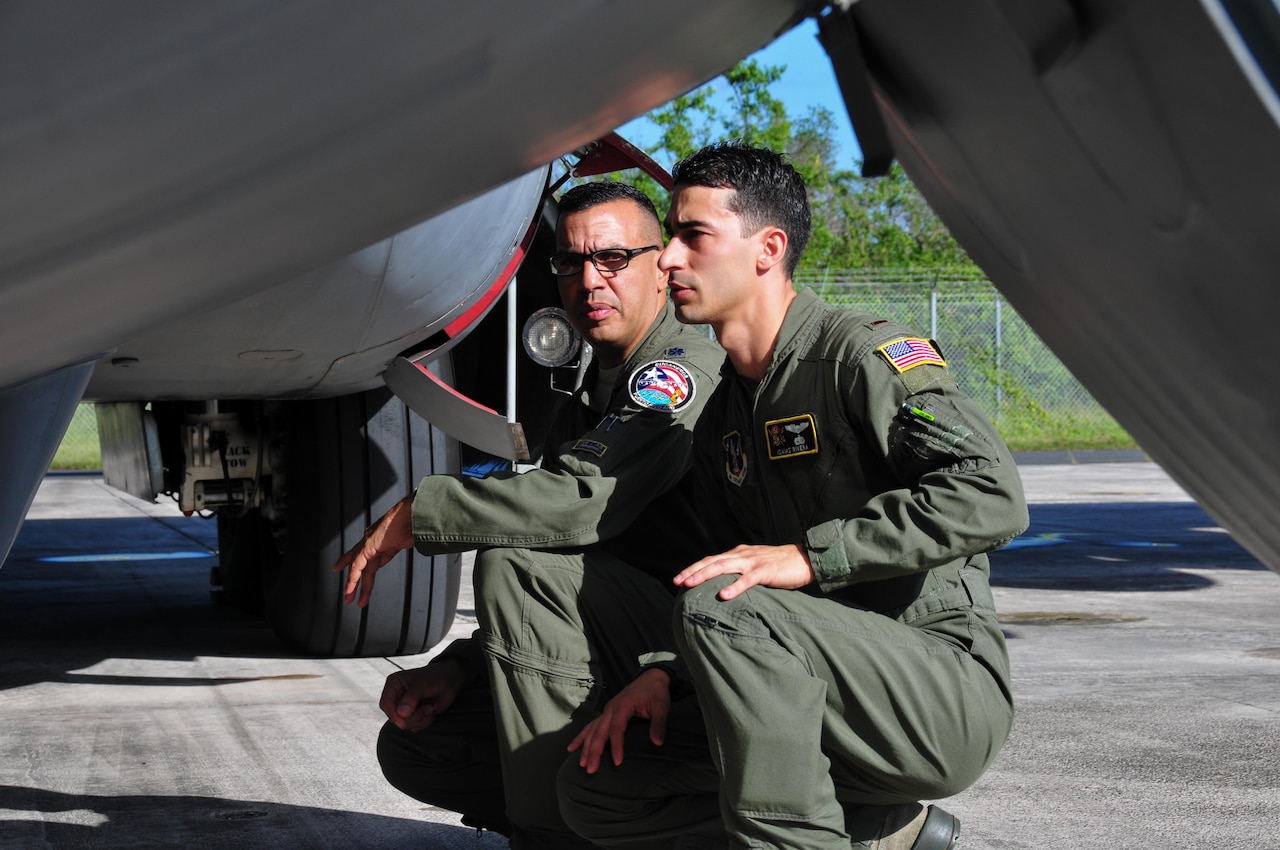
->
xmin=0 ymin=0 xmax=813 ymax=577
xmin=827 ymin=0 xmax=1280 ymax=573
xmin=1 ymin=0 xmax=812 ymax=393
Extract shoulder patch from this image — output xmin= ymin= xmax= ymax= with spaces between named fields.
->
xmin=723 ymin=431 xmax=747 ymax=485
xmin=877 ymin=337 xmax=946 ymax=374
xmin=629 ymin=360 xmax=695 ymax=413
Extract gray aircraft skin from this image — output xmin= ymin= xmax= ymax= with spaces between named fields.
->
xmin=833 ymin=0 xmax=1280 ymax=575
xmin=0 ymin=0 xmax=813 ymax=654
xmin=0 ymin=0 xmax=811 ymax=521
xmin=3 ymin=0 xmax=1279 ymax=654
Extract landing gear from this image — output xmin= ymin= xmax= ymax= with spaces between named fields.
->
xmin=208 ymin=370 xmax=461 ymax=657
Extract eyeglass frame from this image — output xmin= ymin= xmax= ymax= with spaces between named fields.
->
xmin=547 ymin=245 xmax=661 ymax=276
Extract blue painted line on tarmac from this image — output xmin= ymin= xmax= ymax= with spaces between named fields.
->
xmin=1003 ymin=534 xmax=1180 ymax=550
xmin=39 ymin=552 xmax=214 ymax=563
xmin=1004 ymin=533 xmax=1070 ymax=550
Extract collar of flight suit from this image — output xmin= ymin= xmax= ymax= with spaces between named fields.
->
xmin=718 ymin=286 xmax=825 ymax=384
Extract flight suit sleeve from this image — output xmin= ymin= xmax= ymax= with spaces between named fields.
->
xmin=804 ymin=340 xmax=1029 ymax=591
xmin=410 ymin=358 xmax=718 ymax=554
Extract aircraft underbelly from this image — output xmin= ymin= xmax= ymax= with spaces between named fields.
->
xmin=0 ymin=0 xmax=810 ymax=393
xmin=82 ymin=167 xmax=549 ymax=401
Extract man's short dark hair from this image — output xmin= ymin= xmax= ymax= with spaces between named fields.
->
xmin=558 ymin=181 xmax=660 ymax=225
xmin=671 ymin=141 xmax=811 ymax=276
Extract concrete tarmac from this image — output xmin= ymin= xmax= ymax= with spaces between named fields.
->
xmin=2 ymin=463 xmax=1277 ymax=849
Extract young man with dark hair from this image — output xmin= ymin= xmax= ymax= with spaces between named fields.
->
xmin=335 ymin=180 xmax=723 ymax=849
xmin=562 ymin=143 xmax=1027 ymax=850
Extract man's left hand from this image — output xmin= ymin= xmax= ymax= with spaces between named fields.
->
xmin=673 ymin=543 xmax=815 ymax=600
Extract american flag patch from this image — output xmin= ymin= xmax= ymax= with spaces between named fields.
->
xmin=877 ymin=337 xmax=946 ymax=373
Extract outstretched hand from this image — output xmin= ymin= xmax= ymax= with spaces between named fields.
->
xmin=673 ymin=542 xmax=816 ymax=600
xmin=567 ymin=667 xmax=672 ymax=774
xmin=331 ymin=494 xmax=416 ymax=607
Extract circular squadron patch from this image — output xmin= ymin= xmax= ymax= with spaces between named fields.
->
xmin=629 ymin=360 xmax=695 ymax=412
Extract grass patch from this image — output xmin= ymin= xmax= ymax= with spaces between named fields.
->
xmin=995 ymin=409 xmax=1139 ymax=453
xmin=51 ymin=404 xmax=102 ymax=470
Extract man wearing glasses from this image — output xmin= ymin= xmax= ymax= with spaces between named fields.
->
xmin=333 ymin=181 xmax=723 ymax=849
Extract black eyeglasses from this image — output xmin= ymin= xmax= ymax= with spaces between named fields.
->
xmin=548 ymin=245 xmax=660 ymax=276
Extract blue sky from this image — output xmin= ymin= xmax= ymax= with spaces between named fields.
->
xmin=618 ymin=18 xmax=864 ymax=168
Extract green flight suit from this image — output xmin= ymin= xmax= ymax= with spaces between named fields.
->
xmin=377 ymin=303 xmax=723 ymax=842
xmin=559 ymin=289 xmax=1028 ymax=849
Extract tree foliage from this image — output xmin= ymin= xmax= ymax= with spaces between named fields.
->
xmin=613 ymin=59 xmax=978 ymax=273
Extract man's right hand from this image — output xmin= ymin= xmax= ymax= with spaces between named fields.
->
xmin=380 ymin=658 xmax=466 ymax=732
xmin=331 ymin=494 xmax=416 ymax=607
xmin=567 ymin=667 xmax=672 ymax=773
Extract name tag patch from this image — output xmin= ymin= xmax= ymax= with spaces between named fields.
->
xmin=572 ymin=439 xmax=609 ymax=458
xmin=629 ymin=361 xmax=695 ymax=412
xmin=723 ymin=431 xmax=747 ymax=486
xmin=877 ymin=337 xmax=946 ymax=373
xmin=765 ymin=414 xmax=819 ymax=460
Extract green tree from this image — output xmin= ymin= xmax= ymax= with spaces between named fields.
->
xmin=824 ymin=164 xmax=974 ymax=270
xmin=650 ymin=86 xmax=720 ymax=163
xmin=720 ymin=61 xmax=790 ymax=151
xmin=605 ymin=58 xmax=977 ymax=273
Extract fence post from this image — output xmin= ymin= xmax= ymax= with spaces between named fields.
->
xmin=930 ymin=272 xmax=938 ymax=340
xmin=994 ymin=290 xmax=1004 ymax=417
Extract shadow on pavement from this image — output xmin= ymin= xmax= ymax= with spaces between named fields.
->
xmin=0 ymin=785 xmax=491 ymax=849
xmin=990 ymin=501 xmax=1266 ymax=592
xmin=1 ymin=518 xmax=293 ymax=693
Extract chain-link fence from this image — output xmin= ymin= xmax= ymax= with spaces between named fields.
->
xmin=48 ymin=272 xmax=1133 ymax=470
xmin=51 ymin=403 xmax=102 ymax=470
xmin=796 ymin=270 xmax=1134 ymax=451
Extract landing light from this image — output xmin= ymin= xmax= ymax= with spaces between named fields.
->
xmin=522 ymin=308 xmax=581 ymax=367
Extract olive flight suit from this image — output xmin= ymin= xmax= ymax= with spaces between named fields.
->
xmin=559 ymin=289 xmax=1028 ymax=850
xmin=377 ymin=302 xmax=723 ymax=843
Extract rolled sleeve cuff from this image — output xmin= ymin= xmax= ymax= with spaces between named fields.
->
xmin=806 ymin=519 xmax=852 ymax=591
xmin=409 ymin=487 xmax=430 ymax=543
xmin=637 ymin=651 xmax=688 ymax=697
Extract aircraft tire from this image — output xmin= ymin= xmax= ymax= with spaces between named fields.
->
xmin=265 ymin=366 xmax=461 ymax=657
